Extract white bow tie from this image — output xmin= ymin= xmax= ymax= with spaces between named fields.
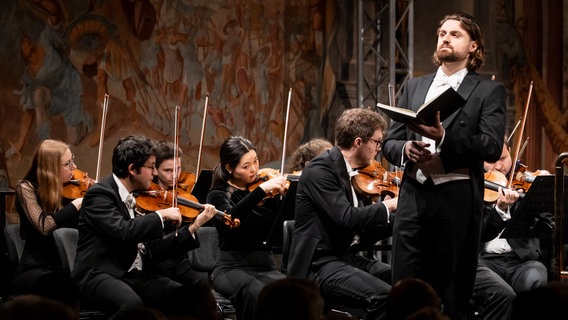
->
xmin=432 ymin=76 xmax=460 ymax=89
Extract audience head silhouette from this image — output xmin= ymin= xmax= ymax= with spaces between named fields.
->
xmin=387 ymin=278 xmax=442 ymax=320
xmin=0 ymin=294 xmax=76 ymax=320
xmin=256 ymin=277 xmax=325 ymax=320
xmin=162 ymin=284 xmax=218 ymax=320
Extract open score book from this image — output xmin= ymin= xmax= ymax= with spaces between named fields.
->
xmin=376 ymin=88 xmax=465 ymax=126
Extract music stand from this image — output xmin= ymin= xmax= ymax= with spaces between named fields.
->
xmin=500 ymin=175 xmax=563 ymax=239
xmin=191 ymin=169 xmax=213 ymax=204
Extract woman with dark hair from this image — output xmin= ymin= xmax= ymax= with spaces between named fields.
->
xmin=12 ymin=139 xmax=82 ymax=312
xmin=206 ymin=136 xmax=288 ymax=320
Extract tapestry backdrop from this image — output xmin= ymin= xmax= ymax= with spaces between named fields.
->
xmin=1 ymin=0 xmax=567 ymax=193
xmin=0 ymin=0 xmax=330 ymax=186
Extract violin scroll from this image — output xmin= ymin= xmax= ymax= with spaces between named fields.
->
xmin=176 ymin=194 xmax=240 ymax=228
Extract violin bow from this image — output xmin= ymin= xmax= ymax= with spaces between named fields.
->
xmin=508 ymin=81 xmax=533 ymax=187
xmin=172 ymin=105 xmax=181 ymax=208
xmin=499 ymin=67 xmax=523 ymax=146
xmin=95 ymin=93 xmax=109 ymax=182
xmin=518 ymin=137 xmax=530 ymax=161
xmin=172 ymin=105 xmax=181 ymax=236
xmin=280 ymin=88 xmax=292 ymax=176
xmin=262 ymin=88 xmax=292 ymax=245
xmin=507 ymin=118 xmax=522 ymax=144
xmin=194 ymin=93 xmax=209 ymax=185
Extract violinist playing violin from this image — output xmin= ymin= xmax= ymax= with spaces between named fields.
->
xmin=140 ymin=140 xmax=216 ymax=287
xmin=279 ymin=138 xmax=333 ymax=223
xmin=287 ymin=108 xmax=397 ymax=320
xmin=12 ymin=139 xmax=82 ymax=310
xmin=72 ymin=136 xmax=217 ymax=318
xmin=471 ymin=137 xmax=548 ymax=320
xmin=206 ymin=136 xmax=288 ymax=320
xmin=276 ymin=138 xmax=334 ymax=273
xmin=287 ymin=138 xmax=334 ymax=172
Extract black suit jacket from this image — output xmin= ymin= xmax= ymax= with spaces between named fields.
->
xmin=72 ymin=175 xmax=167 ymax=286
xmin=142 ymin=220 xmax=201 ymax=273
xmin=286 ymin=147 xmax=390 ymax=278
xmin=480 ymin=202 xmax=542 ymax=262
xmin=383 ymin=70 xmax=507 ymax=219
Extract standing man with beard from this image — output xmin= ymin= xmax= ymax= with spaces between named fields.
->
xmin=382 ymin=12 xmax=506 ymax=320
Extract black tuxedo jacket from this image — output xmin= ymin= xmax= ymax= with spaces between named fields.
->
xmin=286 ymin=147 xmax=390 ymax=278
xmin=383 ymin=70 xmax=507 ymax=218
xmin=142 ymin=220 xmax=201 ymax=273
xmin=72 ymin=175 xmax=168 ymax=286
xmin=480 ymin=202 xmax=542 ymax=262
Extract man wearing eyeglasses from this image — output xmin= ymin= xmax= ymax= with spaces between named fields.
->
xmin=287 ymin=108 xmax=397 ymax=320
xmin=72 ymin=135 xmax=216 ymax=318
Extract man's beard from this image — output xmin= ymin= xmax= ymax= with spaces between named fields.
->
xmin=436 ymin=50 xmax=458 ymax=63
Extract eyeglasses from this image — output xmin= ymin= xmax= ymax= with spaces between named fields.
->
xmin=141 ymin=163 xmax=157 ymax=171
xmin=61 ymin=155 xmax=75 ymax=170
xmin=369 ymin=138 xmax=383 ymax=149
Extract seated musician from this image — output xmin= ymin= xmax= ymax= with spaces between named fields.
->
xmin=140 ymin=140 xmax=214 ymax=287
xmin=206 ymin=136 xmax=288 ymax=320
xmin=286 ymin=108 xmax=397 ymax=320
xmin=471 ymin=138 xmax=548 ymax=320
xmin=287 ymin=138 xmax=334 ymax=172
xmin=72 ymin=136 xmax=217 ymax=318
xmin=12 ymin=139 xmax=82 ymax=312
xmin=280 ymin=138 xmax=333 ymax=222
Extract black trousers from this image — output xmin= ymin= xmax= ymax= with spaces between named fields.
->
xmin=80 ymin=269 xmax=182 ymax=318
xmin=309 ymin=254 xmax=391 ymax=320
xmin=391 ymin=178 xmax=479 ymax=320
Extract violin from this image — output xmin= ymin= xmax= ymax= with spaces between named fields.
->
xmin=63 ymin=169 xmax=96 ymax=199
xmin=483 ymin=170 xmax=525 ymax=203
xmin=177 ymin=170 xmax=197 ymax=193
xmin=352 ymin=160 xmax=401 ymax=199
xmin=247 ymin=168 xmax=301 ymax=200
xmin=247 ymin=168 xmax=284 ymax=196
xmin=511 ymin=167 xmax=550 ymax=193
xmin=135 ymin=183 xmax=240 ymax=228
